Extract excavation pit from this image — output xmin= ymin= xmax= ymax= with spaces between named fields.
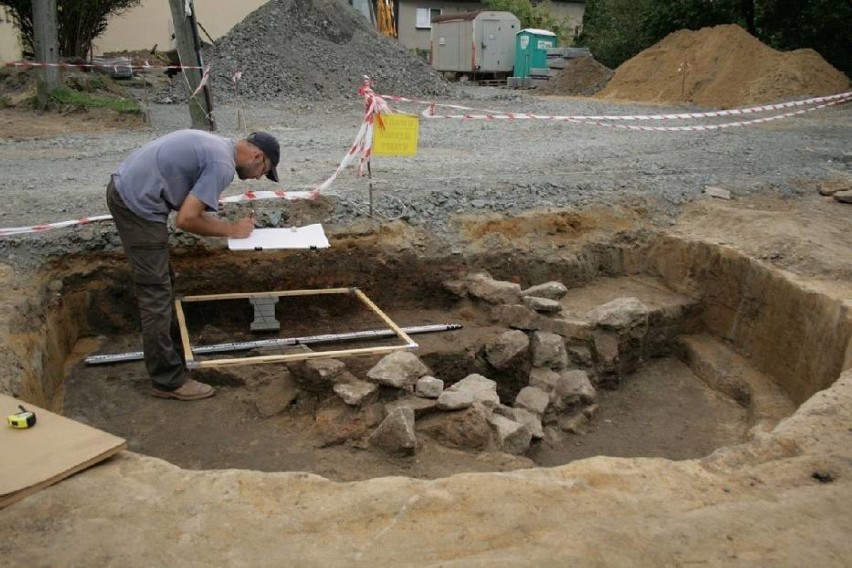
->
xmin=15 ymin=213 xmax=850 ymax=481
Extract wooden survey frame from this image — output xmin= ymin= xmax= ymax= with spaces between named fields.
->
xmin=174 ymin=287 xmax=417 ymax=369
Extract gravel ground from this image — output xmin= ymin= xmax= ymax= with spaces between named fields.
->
xmin=0 ymin=87 xmax=850 ymax=267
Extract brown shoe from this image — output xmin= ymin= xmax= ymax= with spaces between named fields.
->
xmin=152 ymin=378 xmax=215 ymax=401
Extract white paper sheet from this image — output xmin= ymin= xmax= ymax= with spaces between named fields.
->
xmin=228 ymin=224 xmax=330 ymax=251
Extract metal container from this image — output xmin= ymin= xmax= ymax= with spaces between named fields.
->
xmin=430 ymin=11 xmax=520 ymax=77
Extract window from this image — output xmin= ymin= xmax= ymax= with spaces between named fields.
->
xmin=416 ymin=7 xmax=441 ymax=29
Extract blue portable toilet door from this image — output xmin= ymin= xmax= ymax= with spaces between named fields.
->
xmin=516 ymin=33 xmax=531 ymax=77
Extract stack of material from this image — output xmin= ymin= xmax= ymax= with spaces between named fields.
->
xmin=511 ymin=47 xmax=593 ymax=88
xmin=546 ymin=47 xmax=592 ymax=70
xmin=536 ymin=56 xmax=613 ymax=97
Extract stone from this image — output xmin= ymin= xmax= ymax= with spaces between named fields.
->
xmin=366 ymin=351 xmax=432 ymax=389
xmin=550 ymin=370 xmax=597 ymax=412
xmin=558 ymin=412 xmax=591 ymax=434
xmin=437 ymin=389 xmax=475 ymax=410
xmin=415 ymin=376 xmax=444 ymax=398
xmin=834 ymin=190 xmax=852 ymax=204
xmin=485 ymin=329 xmax=529 ymax=369
xmin=540 ymin=316 xmax=592 ymax=340
xmin=520 ymin=281 xmax=568 ymax=300
xmin=252 ymin=375 xmax=298 ymax=418
xmin=528 ymin=367 xmax=560 ymax=392
xmin=290 ymin=358 xmax=348 ymax=394
xmin=530 ymin=331 xmax=569 ymax=369
xmin=515 ymin=386 xmax=550 ymax=416
xmin=511 ymin=406 xmax=544 ymax=439
xmin=704 ymin=185 xmax=732 ymax=200
xmin=416 ymin=404 xmax=494 ymax=450
xmin=568 ymin=345 xmax=593 ymax=365
xmin=593 ymin=331 xmax=620 ymax=374
xmin=442 ymin=279 xmax=468 ymax=297
xmin=315 ymin=401 xmax=384 ymax=446
xmin=385 ymin=396 xmax=439 ymax=419
xmin=488 ymin=414 xmax=532 ymax=455
xmin=368 ymin=407 xmax=417 ymax=455
xmin=490 ymin=304 xmax=540 ymax=330
xmin=449 ymin=374 xmax=500 ymax=407
xmin=466 ymin=273 xmax=521 ymax=304
xmin=586 ymin=297 xmax=649 ymax=330
xmin=333 ymin=378 xmax=379 ymax=406
xmin=521 ymin=296 xmax=562 ymax=314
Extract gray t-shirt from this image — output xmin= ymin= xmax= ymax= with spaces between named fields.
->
xmin=113 ymin=129 xmax=236 ymax=223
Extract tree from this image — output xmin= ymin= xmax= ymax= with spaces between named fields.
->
xmin=483 ymin=0 xmax=572 ymax=43
xmin=0 ymin=0 xmax=142 ymax=58
xmin=578 ymin=0 xmax=851 ymax=76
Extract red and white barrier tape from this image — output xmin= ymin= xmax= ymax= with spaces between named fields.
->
xmin=0 ymin=78 xmax=388 ymax=237
xmin=3 ymin=85 xmax=848 ymax=236
xmin=0 ymin=215 xmax=113 ymax=237
xmin=383 ymin=90 xmax=852 ymax=122
xmin=5 ymin=60 xmax=203 ymax=71
xmin=558 ymin=95 xmax=852 ymax=131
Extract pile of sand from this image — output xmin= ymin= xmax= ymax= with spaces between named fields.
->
xmin=537 ymin=56 xmax=614 ymax=97
xmin=596 ymin=24 xmax=850 ymax=108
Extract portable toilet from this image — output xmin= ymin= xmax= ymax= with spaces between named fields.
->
xmin=514 ymin=28 xmax=558 ymax=78
xmin=431 ymin=11 xmax=520 ymax=77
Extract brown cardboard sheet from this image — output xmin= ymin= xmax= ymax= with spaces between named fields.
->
xmin=0 ymin=393 xmax=126 ymax=509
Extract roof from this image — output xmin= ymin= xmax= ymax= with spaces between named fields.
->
xmin=431 ymin=11 xmax=520 ymax=24
xmin=519 ymin=28 xmax=557 ymax=36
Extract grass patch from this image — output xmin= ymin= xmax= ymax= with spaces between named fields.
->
xmin=49 ymin=85 xmax=141 ymax=113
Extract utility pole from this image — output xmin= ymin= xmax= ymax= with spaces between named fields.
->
xmin=167 ymin=0 xmax=216 ymax=130
xmin=32 ymin=0 xmax=59 ymax=110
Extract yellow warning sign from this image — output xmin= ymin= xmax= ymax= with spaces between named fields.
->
xmin=372 ymin=113 xmax=419 ymax=156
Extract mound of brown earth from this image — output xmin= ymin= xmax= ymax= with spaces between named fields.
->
xmin=537 ymin=56 xmax=614 ymax=97
xmin=596 ymin=24 xmax=851 ymax=108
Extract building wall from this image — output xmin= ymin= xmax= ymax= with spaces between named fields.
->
xmin=547 ymin=2 xmax=585 ymax=40
xmin=398 ymin=1 xmax=479 ymax=52
xmin=94 ymin=0 xmax=270 ymax=54
xmin=0 ymin=1 xmax=270 ymax=62
xmin=0 ymin=7 xmax=23 ymax=62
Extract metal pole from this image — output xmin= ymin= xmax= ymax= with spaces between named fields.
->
xmin=85 ymin=323 xmax=462 ymax=365
xmin=367 ymin=159 xmax=374 ymax=218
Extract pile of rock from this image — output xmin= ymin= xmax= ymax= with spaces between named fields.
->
xmin=157 ymin=0 xmax=452 ymax=104
xmin=333 ymin=272 xmax=691 ymax=456
xmin=212 ymin=270 xmax=697 ymax=458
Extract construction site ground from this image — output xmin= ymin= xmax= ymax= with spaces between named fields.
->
xmin=1 ymin=87 xmax=851 ymax=565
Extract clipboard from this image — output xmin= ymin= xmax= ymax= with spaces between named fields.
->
xmin=228 ymin=224 xmax=330 ymax=251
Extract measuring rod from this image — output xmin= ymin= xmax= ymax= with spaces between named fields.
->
xmin=85 ymin=323 xmax=463 ymax=365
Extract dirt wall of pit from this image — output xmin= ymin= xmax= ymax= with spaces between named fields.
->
xmin=2 ymin=220 xmax=850 ymax=413
xmin=647 ymin=236 xmax=852 ymax=404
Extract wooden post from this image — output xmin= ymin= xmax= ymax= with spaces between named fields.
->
xmin=32 ymin=0 xmax=59 ymax=110
xmin=167 ymin=0 xmax=215 ymax=131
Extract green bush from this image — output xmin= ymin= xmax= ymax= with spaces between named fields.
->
xmin=49 ymin=85 xmax=141 ymax=113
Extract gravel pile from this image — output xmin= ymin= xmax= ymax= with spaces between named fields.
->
xmin=157 ymin=0 xmax=453 ymax=104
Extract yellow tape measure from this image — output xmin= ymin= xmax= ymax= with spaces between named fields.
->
xmin=7 ymin=404 xmax=37 ymax=429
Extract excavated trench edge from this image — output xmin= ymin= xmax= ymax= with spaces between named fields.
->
xmin=6 ymin=229 xmax=851 ymax=468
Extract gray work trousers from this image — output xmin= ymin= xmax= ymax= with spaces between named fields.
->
xmin=107 ymin=178 xmax=186 ymax=390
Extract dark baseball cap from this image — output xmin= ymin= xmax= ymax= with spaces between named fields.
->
xmin=246 ymin=131 xmax=280 ymax=182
